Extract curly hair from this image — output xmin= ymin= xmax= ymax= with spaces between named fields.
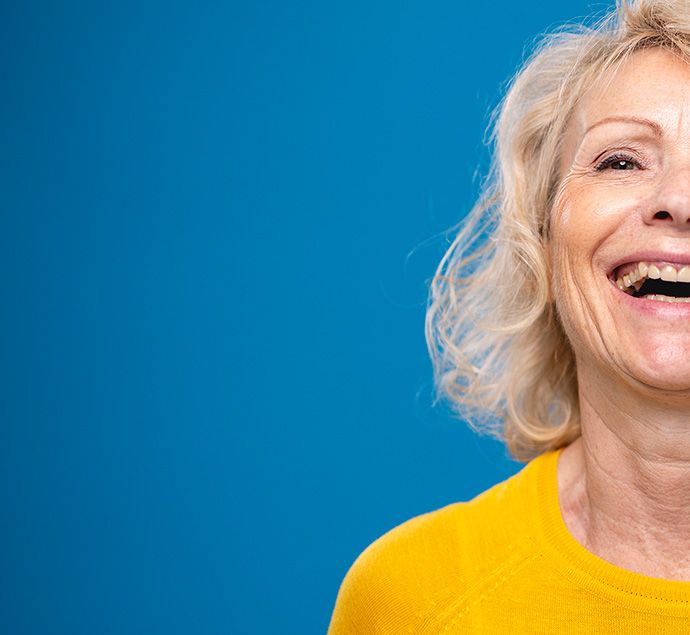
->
xmin=425 ymin=0 xmax=690 ymax=462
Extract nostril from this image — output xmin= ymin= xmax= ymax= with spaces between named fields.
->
xmin=654 ymin=211 xmax=672 ymax=219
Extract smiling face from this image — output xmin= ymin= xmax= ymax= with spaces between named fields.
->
xmin=551 ymin=47 xmax=690 ymax=393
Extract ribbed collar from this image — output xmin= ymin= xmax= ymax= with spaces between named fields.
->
xmin=533 ymin=447 xmax=690 ymax=615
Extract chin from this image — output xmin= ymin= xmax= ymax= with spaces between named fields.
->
xmin=627 ymin=344 xmax=690 ymax=392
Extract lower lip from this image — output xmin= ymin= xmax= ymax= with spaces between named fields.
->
xmin=609 ymin=278 xmax=690 ymax=317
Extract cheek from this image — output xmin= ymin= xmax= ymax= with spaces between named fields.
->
xmin=550 ymin=182 xmax=636 ymax=274
xmin=548 ymin=190 xmax=611 ymax=329
xmin=549 ymin=196 xmax=588 ymax=286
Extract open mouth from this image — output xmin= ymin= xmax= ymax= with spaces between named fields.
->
xmin=612 ymin=262 xmax=690 ymax=303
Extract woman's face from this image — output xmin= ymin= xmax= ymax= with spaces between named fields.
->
xmin=552 ymin=47 xmax=690 ymax=392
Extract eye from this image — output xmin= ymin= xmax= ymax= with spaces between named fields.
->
xmin=594 ymin=153 xmax=642 ymax=171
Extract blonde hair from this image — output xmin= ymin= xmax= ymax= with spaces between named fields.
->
xmin=425 ymin=0 xmax=690 ymax=462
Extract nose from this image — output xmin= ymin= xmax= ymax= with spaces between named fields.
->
xmin=648 ymin=167 xmax=690 ymax=229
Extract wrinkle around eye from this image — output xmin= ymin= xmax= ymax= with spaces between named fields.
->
xmin=574 ymin=136 xmax=659 ymax=172
xmin=559 ymin=162 xmax=595 ymax=182
xmin=563 ymin=151 xmax=654 ymax=180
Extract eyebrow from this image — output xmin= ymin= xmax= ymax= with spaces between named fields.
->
xmin=583 ymin=116 xmax=663 ymax=138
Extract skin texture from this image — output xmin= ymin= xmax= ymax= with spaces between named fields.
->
xmin=552 ymin=47 xmax=690 ymax=581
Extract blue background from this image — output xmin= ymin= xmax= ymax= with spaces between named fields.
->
xmin=1 ymin=1 xmax=608 ymax=633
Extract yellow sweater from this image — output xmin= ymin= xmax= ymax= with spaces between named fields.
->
xmin=328 ymin=447 xmax=690 ymax=633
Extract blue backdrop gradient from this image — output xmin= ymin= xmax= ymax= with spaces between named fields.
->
xmin=1 ymin=1 xmax=609 ymax=633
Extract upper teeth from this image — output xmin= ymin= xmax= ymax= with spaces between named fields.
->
xmin=616 ymin=261 xmax=690 ymax=292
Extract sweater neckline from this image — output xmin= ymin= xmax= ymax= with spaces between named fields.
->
xmin=535 ymin=446 xmax=690 ymax=611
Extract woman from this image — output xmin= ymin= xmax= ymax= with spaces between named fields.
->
xmin=328 ymin=0 xmax=690 ymax=632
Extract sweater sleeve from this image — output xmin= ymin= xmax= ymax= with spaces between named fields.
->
xmin=326 ymin=508 xmax=462 ymax=634
xmin=328 ymin=537 xmax=422 ymax=635
xmin=326 ymin=547 xmax=383 ymax=634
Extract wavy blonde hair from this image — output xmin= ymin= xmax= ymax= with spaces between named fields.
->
xmin=425 ymin=0 xmax=690 ymax=462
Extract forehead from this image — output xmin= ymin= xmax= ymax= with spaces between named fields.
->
xmin=569 ymin=47 xmax=690 ymax=139
xmin=558 ymin=47 xmax=690 ymax=176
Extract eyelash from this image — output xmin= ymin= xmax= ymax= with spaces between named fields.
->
xmin=594 ymin=152 xmax=644 ymax=172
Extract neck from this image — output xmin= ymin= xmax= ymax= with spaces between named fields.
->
xmin=558 ymin=363 xmax=690 ymax=581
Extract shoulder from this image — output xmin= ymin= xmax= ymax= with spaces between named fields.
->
xmin=328 ymin=459 xmax=543 ymax=633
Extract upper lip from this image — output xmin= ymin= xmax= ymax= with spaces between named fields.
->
xmin=608 ymin=250 xmax=690 ymax=279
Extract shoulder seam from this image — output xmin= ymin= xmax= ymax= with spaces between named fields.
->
xmin=419 ymin=536 xmax=543 ymax=633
